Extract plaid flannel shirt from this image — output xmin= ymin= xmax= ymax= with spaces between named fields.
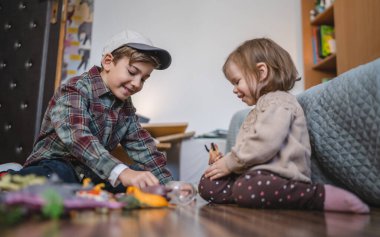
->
xmin=25 ymin=66 xmax=173 ymax=184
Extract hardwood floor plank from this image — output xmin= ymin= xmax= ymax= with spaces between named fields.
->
xmin=2 ymin=204 xmax=380 ymax=237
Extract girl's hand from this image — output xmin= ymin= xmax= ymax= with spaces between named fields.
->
xmin=207 ymin=143 xmax=223 ymax=165
xmin=209 ymin=152 xmax=223 ymax=165
xmin=204 ymin=158 xmax=231 ymax=180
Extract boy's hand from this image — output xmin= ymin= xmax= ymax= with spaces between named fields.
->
xmin=118 ymin=169 xmax=159 ymax=189
xmin=204 ymin=158 xmax=230 ymax=180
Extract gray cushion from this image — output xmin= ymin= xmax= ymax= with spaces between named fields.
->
xmin=297 ymin=58 xmax=380 ymax=206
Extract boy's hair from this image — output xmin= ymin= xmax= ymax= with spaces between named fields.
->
xmin=101 ymin=46 xmax=160 ymax=70
xmin=223 ymin=38 xmax=299 ymax=99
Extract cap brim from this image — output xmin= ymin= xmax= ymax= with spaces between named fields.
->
xmin=126 ymin=43 xmax=172 ymax=70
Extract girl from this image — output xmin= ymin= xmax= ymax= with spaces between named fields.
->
xmin=198 ymin=38 xmax=369 ymax=213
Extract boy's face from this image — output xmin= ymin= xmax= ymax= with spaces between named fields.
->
xmin=101 ymin=54 xmax=154 ymax=101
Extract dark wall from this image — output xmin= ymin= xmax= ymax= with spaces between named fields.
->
xmin=0 ymin=0 xmax=62 ymax=163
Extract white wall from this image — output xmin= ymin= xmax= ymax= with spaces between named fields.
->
xmin=90 ymin=0 xmax=303 ymax=135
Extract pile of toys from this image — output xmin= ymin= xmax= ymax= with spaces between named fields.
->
xmin=0 ymin=174 xmax=196 ymax=225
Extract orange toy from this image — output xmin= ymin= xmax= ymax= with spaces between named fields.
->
xmin=127 ymin=186 xmax=169 ymax=208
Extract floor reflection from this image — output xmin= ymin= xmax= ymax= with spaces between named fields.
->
xmin=325 ymin=212 xmax=370 ymax=237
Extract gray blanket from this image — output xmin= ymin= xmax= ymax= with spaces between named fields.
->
xmin=297 ymin=58 xmax=380 ymax=206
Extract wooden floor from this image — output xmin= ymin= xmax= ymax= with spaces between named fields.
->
xmin=2 ymin=198 xmax=380 ymax=237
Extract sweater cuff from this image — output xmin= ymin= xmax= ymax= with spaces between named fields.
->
xmin=108 ymin=163 xmax=129 ymax=187
xmin=225 ymin=152 xmax=246 ymax=174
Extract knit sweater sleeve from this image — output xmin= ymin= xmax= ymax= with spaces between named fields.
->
xmin=225 ymin=99 xmax=293 ymax=173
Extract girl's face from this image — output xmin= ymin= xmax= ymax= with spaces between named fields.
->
xmin=101 ymin=54 xmax=154 ymax=101
xmin=226 ymin=61 xmax=257 ymax=106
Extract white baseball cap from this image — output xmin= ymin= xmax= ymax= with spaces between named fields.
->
xmin=102 ymin=30 xmax=172 ymax=70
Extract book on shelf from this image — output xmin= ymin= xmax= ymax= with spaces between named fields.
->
xmin=311 ymin=25 xmax=335 ymax=64
xmin=311 ymin=27 xmax=321 ymax=64
xmin=320 ymin=25 xmax=335 ymax=58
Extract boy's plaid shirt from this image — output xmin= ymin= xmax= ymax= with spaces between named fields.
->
xmin=25 ymin=66 xmax=173 ymax=184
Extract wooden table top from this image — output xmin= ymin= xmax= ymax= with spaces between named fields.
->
xmin=2 ymin=198 xmax=380 ymax=237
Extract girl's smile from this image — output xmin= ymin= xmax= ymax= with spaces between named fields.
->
xmin=226 ymin=61 xmax=256 ymax=106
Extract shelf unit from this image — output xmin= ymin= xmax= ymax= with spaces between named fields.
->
xmin=312 ymin=54 xmax=336 ymax=71
xmin=301 ymin=0 xmax=380 ymax=89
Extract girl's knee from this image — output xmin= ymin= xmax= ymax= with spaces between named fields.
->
xmin=198 ymin=175 xmax=215 ymax=201
xmin=198 ymin=175 xmax=235 ymax=204
xmin=231 ymin=173 xmax=265 ymax=208
xmin=198 ymin=175 xmax=211 ymax=192
xmin=232 ymin=187 xmax=262 ymax=208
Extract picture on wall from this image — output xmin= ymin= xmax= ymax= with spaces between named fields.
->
xmin=61 ymin=0 xmax=94 ymax=84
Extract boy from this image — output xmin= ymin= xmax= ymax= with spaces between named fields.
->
xmin=6 ymin=30 xmax=173 ymax=193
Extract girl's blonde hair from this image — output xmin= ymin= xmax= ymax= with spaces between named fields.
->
xmin=223 ymin=38 xmax=299 ymax=99
xmin=102 ymin=46 xmax=160 ymax=69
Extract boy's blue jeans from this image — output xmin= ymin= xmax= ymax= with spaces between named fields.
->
xmin=10 ymin=159 xmax=127 ymax=193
